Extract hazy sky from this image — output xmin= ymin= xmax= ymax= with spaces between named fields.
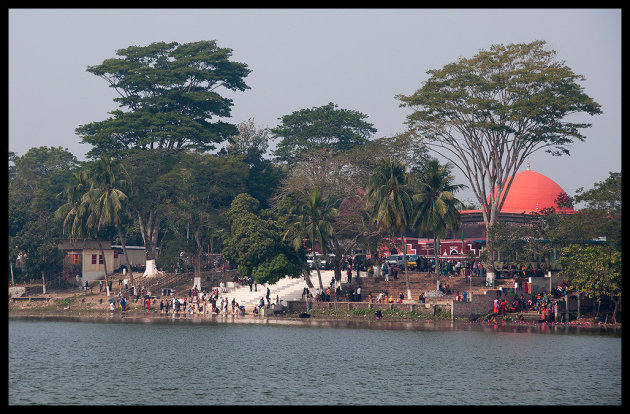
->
xmin=8 ymin=8 xmax=621 ymax=205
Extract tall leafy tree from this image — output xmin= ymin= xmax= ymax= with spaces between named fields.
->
xmin=271 ymin=102 xmax=376 ymax=164
xmin=365 ymin=158 xmax=414 ymax=299
xmin=397 ymin=40 xmax=602 ymax=283
xmin=283 ymin=189 xmax=337 ymax=290
xmin=558 ymin=244 xmax=621 ymax=323
xmin=76 ymin=40 xmax=251 ymax=159
xmin=76 ymin=40 xmax=251 ymax=276
xmin=118 ymin=149 xmax=180 ymax=276
xmin=222 ymin=118 xmax=284 ymax=208
xmin=171 ymin=152 xmax=248 ymax=279
xmin=412 ymin=159 xmax=466 ymax=289
xmin=82 ymin=157 xmax=133 ymax=289
xmin=10 ymin=147 xmax=79 ymax=280
xmin=223 ymin=193 xmax=301 ymax=286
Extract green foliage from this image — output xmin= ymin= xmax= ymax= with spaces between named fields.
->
xmin=223 ymin=193 xmax=301 ymax=284
xmin=558 ymin=244 xmax=621 ymax=302
xmin=397 ymin=41 xmax=602 ymax=274
xmin=272 ymin=102 xmax=376 ymax=164
xmin=365 ymin=158 xmax=413 ymax=234
xmin=77 ymin=40 xmax=251 ymax=159
xmin=250 ymin=253 xmax=301 ymax=285
xmin=9 ymin=147 xmax=80 ymax=279
xmin=398 ymin=41 xmax=602 ymax=158
xmin=412 ymin=158 xmax=465 ymax=238
xmin=574 ymin=171 xmax=621 ymax=211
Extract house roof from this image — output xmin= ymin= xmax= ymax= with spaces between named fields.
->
xmin=57 ymin=239 xmax=112 ymax=250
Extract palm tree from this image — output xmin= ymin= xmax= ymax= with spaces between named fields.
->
xmin=412 ymin=159 xmax=466 ymax=291
xmin=284 ymin=189 xmax=337 ymax=291
xmin=365 ymin=158 xmax=414 ymax=299
xmin=56 ymin=170 xmax=90 ymax=239
xmin=82 ymin=157 xmax=130 ymax=294
xmin=55 ymin=170 xmax=98 ymax=290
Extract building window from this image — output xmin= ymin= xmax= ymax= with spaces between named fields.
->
xmin=114 ymin=250 xmax=118 ymax=258
xmin=73 ymin=254 xmax=79 ymax=264
xmin=92 ymin=254 xmax=97 ymax=264
xmin=99 ymin=255 xmax=104 ymax=264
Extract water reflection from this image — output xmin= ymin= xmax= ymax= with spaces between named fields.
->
xmin=10 ymin=314 xmax=621 ymax=337
xmin=9 ymin=318 xmax=621 ymax=405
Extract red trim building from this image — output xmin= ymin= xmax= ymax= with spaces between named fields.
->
xmin=385 ymin=166 xmax=576 ymax=260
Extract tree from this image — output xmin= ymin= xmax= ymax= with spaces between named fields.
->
xmin=223 ymin=193 xmax=301 ymax=286
xmin=271 ymin=102 xmax=376 ymax=164
xmin=365 ymin=158 xmax=414 ymax=299
xmin=558 ymin=244 xmax=621 ymax=323
xmin=397 ymin=40 xmax=602 ymax=284
xmin=277 ymin=196 xmax=316 ymax=289
xmin=76 ymin=40 xmax=251 ymax=276
xmin=119 ymin=149 xmax=181 ymax=277
xmin=10 ymin=147 xmax=79 ymax=281
xmin=222 ymin=118 xmax=284 ymax=208
xmin=573 ymin=171 xmax=621 ymax=248
xmin=282 ymin=189 xmax=337 ymax=290
xmin=76 ymin=41 xmax=251 ymax=159
xmin=574 ymin=171 xmax=621 ymax=212
xmin=171 ymin=152 xmax=248 ymax=279
xmin=412 ymin=159 xmax=466 ymax=289
xmin=82 ymin=157 xmax=132 ymax=290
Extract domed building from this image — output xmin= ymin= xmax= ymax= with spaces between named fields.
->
xmin=401 ymin=164 xmax=576 ymax=260
xmin=457 ymin=163 xmax=575 ymax=240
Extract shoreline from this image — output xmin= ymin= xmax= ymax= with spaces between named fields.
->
xmin=9 ymin=308 xmax=621 ymax=335
xmin=8 ymin=289 xmax=621 ymax=333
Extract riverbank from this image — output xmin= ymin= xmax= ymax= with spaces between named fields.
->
xmin=8 ymin=288 xmax=620 ymax=333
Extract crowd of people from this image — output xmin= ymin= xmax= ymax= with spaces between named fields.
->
xmin=307 ymin=277 xmax=364 ymax=302
xmin=492 ymin=282 xmax=570 ymax=322
xmin=105 ymin=281 xmax=280 ymax=318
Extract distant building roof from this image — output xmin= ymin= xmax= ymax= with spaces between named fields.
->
xmin=460 ymin=166 xmax=576 ymax=216
xmin=57 ymin=239 xmax=112 ymax=250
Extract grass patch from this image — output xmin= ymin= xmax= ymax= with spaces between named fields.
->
xmin=309 ymin=307 xmax=442 ymax=321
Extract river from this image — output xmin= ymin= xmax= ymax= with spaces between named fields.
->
xmin=8 ymin=317 xmax=621 ymax=405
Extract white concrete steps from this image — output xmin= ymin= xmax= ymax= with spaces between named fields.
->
xmin=223 ymin=271 xmax=339 ymax=307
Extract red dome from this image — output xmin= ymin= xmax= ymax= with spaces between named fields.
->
xmin=492 ymin=169 xmax=575 ymax=214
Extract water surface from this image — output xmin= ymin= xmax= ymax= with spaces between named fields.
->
xmin=8 ymin=317 xmax=621 ymax=405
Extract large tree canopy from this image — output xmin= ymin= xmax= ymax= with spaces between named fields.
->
xmin=9 ymin=147 xmax=80 ymax=279
xmin=397 ymin=40 xmax=602 ymax=279
xmin=271 ymin=102 xmax=377 ymax=164
xmin=76 ymin=40 xmax=251 ymax=159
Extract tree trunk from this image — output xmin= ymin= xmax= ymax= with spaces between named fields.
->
xmin=611 ymin=296 xmax=620 ymax=324
xmin=302 ymin=268 xmax=314 ymax=289
xmin=314 ymin=256 xmax=324 ymax=290
xmin=194 ymin=228 xmax=202 ymax=280
xmin=400 ymin=234 xmax=411 ymax=300
xmin=139 ymin=209 xmax=161 ymax=277
xmin=295 ymin=254 xmax=314 ymax=289
xmin=434 ymin=235 xmax=440 ymax=291
xmin=484 ymin=224 xmax=496 ymax=286
xmin=117 ymin=227 xmax=135 ymax=288
xmin=96 ymin=238 xmax=110 ymax=296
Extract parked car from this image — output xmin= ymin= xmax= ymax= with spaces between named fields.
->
xmin=406 ymin=254 xmax=419 ymax=270
xmin=386 ymin=254 xmax=405 ymax=266
xmin=307 ymin=253 xmax=328 ymax=269
xmin=386 ymin=254 xmax=418 ymax=269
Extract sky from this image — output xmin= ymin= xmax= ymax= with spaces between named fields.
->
xmin=8 ymin=8 xmax=621 ymax=206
